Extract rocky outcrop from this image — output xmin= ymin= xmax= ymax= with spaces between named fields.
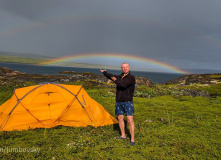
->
xmin=179 ymin=89 xmax=210 ymax=97
xmin=0 ymin=67 xmax=22 ymax=76
xmin=1 ymin=67 xmax=219 ymax=98
xmin=163 ymin=73 xmax=221 ymax=85
xmin=163 ymin=73 xmax=221 ymax=97
xmin=135 ymin=76 xmax=155 ymax=87
xmin=0 ymin=67 xmax=154 ymax=88
xmin=0 ymin=67 xmax=22 ymax=85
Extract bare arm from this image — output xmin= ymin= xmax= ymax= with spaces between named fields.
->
xmin=100 ymin=69 xmax=106 ymax=73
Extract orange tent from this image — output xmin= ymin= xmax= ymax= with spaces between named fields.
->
xmin=0 ymin=83 xmax=118 ymax=131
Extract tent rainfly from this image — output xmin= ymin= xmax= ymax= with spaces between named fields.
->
xmin=0 ymin=83 xmax=118 ymax=131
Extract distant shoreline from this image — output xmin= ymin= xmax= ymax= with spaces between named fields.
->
xmin=0 ymin=62 xmax=186 ymax=84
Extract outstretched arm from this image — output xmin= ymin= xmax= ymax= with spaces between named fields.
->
xmin=100 ymin=69 xmax=116 ymax=81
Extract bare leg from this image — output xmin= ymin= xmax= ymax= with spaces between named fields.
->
xmin=118 ymin=115 xmax=126 ymax=138
xmin=127 ymin=116 xmax=135 ymax=142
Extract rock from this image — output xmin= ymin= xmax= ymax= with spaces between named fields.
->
xmin=59 ymin=71 xmax=76 ymax=74
xmin=162 ymin=73 xmax=221 ymax=97
xmin=163 ymin=73 xmax=221 ymax=85
xmin=145 ymin=119 xmax=153 ymax=123
xmin=0 ymin=67 xmax=155 ymax=89
xmin=135 ymin=76 xmax=155 ymax=87
xmin=181 ymin=89 xmax=210 ymax=97
xmin=159 ymin=118 xmax=165 ymax=122
xmin=2 ymin=67 xmax=217 ymax=98
xmin=0 ymin=67 xmax=22 ymax=76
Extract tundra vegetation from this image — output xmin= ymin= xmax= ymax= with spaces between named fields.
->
xmin=0 ymin=77 xmax=220 ymax=160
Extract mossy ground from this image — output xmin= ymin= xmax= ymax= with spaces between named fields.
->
xmin=0 ymin=82 xmax=220 ymax=159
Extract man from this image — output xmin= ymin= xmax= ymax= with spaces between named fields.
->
xmin=100 ymin=63 xmax=136 ymax=146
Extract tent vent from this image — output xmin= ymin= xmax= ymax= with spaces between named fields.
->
xmin=82 ymin=95 xmax=87 ymax=105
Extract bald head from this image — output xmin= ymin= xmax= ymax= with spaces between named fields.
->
xmin=121 ymin=63 xmax=130 ymax=75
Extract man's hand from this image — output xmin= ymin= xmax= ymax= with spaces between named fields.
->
xmin=111 ymin=77 xmax=116 ymax=81
xmin=100 ymin=69 xmax=106 ymax=73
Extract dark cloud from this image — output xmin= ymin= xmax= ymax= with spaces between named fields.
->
xmin=0 ymin=0 xmax=59 ymax=20
xmin=0 ymin=0 xmax=221 ymax=70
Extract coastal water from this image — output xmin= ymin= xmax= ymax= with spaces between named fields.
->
xmin=0 ymin=62 xmax=186 ymax=84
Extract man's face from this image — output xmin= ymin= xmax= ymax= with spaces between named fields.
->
xmin=121 ymin=63 xmax=130 ymax=74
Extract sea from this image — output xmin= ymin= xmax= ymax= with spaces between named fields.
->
xmin=0 ymin=62 xmax=186 ymax=84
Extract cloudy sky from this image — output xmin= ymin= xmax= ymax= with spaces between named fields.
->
xmin=0 ymin=0 xmax=221 ymax=73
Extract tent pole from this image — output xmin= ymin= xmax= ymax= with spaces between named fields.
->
xmin=0 ymin=84 xmax=46 ymax=130
xmin=54 ymin=84 xmax=94 ymax=123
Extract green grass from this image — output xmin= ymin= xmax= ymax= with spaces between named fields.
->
xmin=0 ymin=55 xmax=45 ymax=64
xmin=0 ymin=84 xmax=220 ymax=159
xmin=209 ymin=75 xmax=221 ymax=78
xmin=175 ymin=83 xmax=221 ymax=97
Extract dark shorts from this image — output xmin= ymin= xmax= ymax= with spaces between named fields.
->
xmin=115 ymin=101 xmax=134 ymax=116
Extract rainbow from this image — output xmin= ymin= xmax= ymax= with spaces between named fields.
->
xmin=39 ymin=53 xmax=190 ymax=74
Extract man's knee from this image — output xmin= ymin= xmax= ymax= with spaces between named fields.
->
xmin=118 ymin=115 xmax=124 ymax=121
xmin=127 ymin=116 xmax=134 ymax=124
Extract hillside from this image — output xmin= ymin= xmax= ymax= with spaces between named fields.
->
xmin=163 ymin=73 xmax=221 ymax=97
xmin=0 ymin=67 xmax=220 ymax=159
xmin=163 ymin=73 xmax=221 ymax=85
xmin=1 ymin=67 xmax=221 ymax=98
xmin=0 ymin=67 xmax=154 ymax=87
xmin=0 ymin=51 xmax=50 ymax=58
xmin=0 ymin=54 xmax=120 ymax=70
